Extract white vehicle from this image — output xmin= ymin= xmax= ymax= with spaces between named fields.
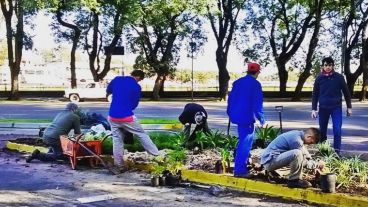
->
xmin=64 ymin=82 xmax=112 ymax=102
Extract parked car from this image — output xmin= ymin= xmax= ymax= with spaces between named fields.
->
xmin=64 ymin=82 xmax=112 ymax=102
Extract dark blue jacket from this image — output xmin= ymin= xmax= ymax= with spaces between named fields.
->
xmin=107 ymin=76 xmax=141 ymax=118
xmin=227 ymin=74 xmax=265 ymax=126
xmin=312 ymin=72 xmax=352 ymax=110
xmin=179 ymin=103 xmax=208 ymax=124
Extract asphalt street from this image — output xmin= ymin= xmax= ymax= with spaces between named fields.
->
xmin=0 ymin=99 xmax=367 ymax=152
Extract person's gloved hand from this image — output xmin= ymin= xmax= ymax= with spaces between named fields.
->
xmin=311 ymin=110 xmax=318 ymax=119
xmin=347 ymin=108 xmax=352 ymax=117
xmin=317 ymin=160 xmax=325 ymax=170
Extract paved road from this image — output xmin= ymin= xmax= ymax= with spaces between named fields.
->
xmin=0 ymin=99 xmax=367 ymax=152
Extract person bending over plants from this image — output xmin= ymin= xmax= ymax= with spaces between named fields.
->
xmin=178 ymin=103 xmax=212 ymax=146
xmin=26 ymin=103 xmax=81 ymax=163
xmin=260 ymin=127 xmax=325 ymax=188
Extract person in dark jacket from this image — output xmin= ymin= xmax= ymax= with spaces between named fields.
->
xmin=227 ymin=62 xmax=265 ymax=178
xmin=107 ymin=69 xmax=159 ymax=172
xmin=311 ymin=57 xmax=352 ymax=154
xmin=178 ymin=103 xmax=211 ymax=145
xmin=26 ymin=103 xmax=81 ymax=163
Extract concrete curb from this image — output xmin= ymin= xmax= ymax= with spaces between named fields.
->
xmin=6 ymin=141 xmax=368 ymax=207
xmin=180 ymin=170 xmax=368 ymax=207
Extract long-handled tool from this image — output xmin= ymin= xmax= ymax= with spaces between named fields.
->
xmin=69 ymin=134 xmax=120 ymax=175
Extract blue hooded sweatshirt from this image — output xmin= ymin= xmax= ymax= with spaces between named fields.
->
xmin=227 ymin=74 xmax=265 ymax=126
xmin=107 ymin=76 xmax=141 ymax=118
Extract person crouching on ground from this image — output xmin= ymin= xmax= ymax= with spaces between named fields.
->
xmin=178 ymin=103 xmax=211 ymax=147
xmin=26 ymin=103 xmax=81 ymax=163
xmin=260 ymin=127 xmax=325 ymax=188
xmin=107 ymin=69 xmax=159 ymax=172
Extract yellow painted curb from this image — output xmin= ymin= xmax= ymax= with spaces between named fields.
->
xmin=162 ymin=123 xmax=183 ymax=130
xmin=181 ymin=169 xmax=368 ymax=207
xmin=6 ymin=141 xmax=48 ymax=153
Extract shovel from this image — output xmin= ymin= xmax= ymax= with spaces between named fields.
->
xmin=69 ymin=134 xmax=120 ymax=175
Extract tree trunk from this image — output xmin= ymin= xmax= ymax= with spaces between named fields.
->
xmin=292 ymin=0 xmax=323 ymax=101
xmin=87 ymin=11 xmax=99 ymax=82
xmin=56 ymin=8 xmax=81 ymax=89
xmin=292 ymin=71 xmax=310 ymax=101
xmin=360 ymin=24 xmax=368 ymax=101
xmin=216 ymin=49 xmax=230 ymax=100
xmin=276 ymin=59 xmax=288 ymax=95
xmin=99 ymin=34 xmax=121 ymax=80
xmin=152 ymin=74 xmax=165 ymax=101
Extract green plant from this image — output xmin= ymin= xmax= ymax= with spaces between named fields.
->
xmin=151 ymin=162 xmax=166 ymax=177
xmin=194 ymin=131 xmax=209 ymax=150
xmin=317 ymin=141 xmax=336 ymax=156
xmin=255 ymin=125 xmax=280 ymax=147
xmin=220 ymin=148 xmax=232 ymax=173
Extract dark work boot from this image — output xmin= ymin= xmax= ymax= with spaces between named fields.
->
xmin=26 ymin=149 xmax=40 ymax=163
xmin=287 ymin=179 xmax=312 ymax=189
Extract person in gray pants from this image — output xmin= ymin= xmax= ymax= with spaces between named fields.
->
xmin=107 ymin=70 xmax=159 ymax=172
xmin=261 ymin=128 xmax=325 ymax=188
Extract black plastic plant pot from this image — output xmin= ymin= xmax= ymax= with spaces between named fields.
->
xmin=215 ymin=160 xmax=223 ymax=174
xmin=320 ymin=173 xmax=336 ymax=193
xmin=165 ymin=174 xmax=181 ymax=187
xmin=151 ymin=176 xmax=160 ymax=187
xmin=159 ymin=176 xmax=166 ymax=186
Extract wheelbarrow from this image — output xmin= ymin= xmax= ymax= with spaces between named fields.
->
xmin=60 ymin=134 xmax=119 ymax=174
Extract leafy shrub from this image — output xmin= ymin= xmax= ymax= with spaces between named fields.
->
xmin=254 ymin=125 xmax=280 ymax=148
xmin=317 ymin=140 xmax=336 ymax=156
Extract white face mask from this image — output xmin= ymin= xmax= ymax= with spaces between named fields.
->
xmin=194 ymin=112 xmax=206 ymax=125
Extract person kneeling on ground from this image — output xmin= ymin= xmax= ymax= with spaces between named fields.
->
xmin=260 ymin=127 xmax=325 ymax=188
xmin=27 ymin=103 xmax=81 ymax=163
xmin=178 ymin=103 xmax=212 ymax=147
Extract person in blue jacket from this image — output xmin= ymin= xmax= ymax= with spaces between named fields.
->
xmin=311 ymin=57 xmax=352 ymax=154
xmin=107 ymin=70 xmax=159 ymax=172
xmin=227 ymin=62 xmax=265 ymax=178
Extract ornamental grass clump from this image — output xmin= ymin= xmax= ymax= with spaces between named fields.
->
xmin=254 ymin=125 xmax=280 ymax=148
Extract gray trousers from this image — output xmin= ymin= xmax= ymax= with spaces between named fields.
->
xmin=263 ymin=149 xmax=305 ymax=180
xmin=109 ymin=117 xmax=159 ymax=167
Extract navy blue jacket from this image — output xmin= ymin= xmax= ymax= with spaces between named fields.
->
xmin=179 ymin=103 xmax=208 ymax=124
xmin=312 ymin=72 xmax=352 ymax=110
xmin=227 ymin=74 xmax=265 ymax=126
xmin=107 ymin=76 xmax=141 ymax=118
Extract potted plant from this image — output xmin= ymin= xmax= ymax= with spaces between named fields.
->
xmin=151 ymin=163 xmax=165 ymax=187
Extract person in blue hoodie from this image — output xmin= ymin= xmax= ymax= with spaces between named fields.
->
xmin=107 ymin=70 xmax=159 ymax=172
xmin=227 ymin=63 xmax=265 ymax=178
xmin=311 ymin=57 xmax=352 ymax=154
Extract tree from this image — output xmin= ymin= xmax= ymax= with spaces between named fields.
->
xmin=1 ymin=0 xmax=24 ymax=100
xmin=360 ymin=13 xmax=368 ymax=101
xmin=243 ymin=0 xmax=317 ymax=95
xmin=44 ymin=0 xmax=85 ymax=88
xmin=337 ymin=0 xmax=368 ymax=95
xmin=206 ymin=0 xmax=245 ymax=100
xmin=83 ymin=0 xmax=139 ymax=82
xmin=292 ymin=0 xmax=325 ymax=101
xmin=129 ymin=0 xmax=206 ymax=100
